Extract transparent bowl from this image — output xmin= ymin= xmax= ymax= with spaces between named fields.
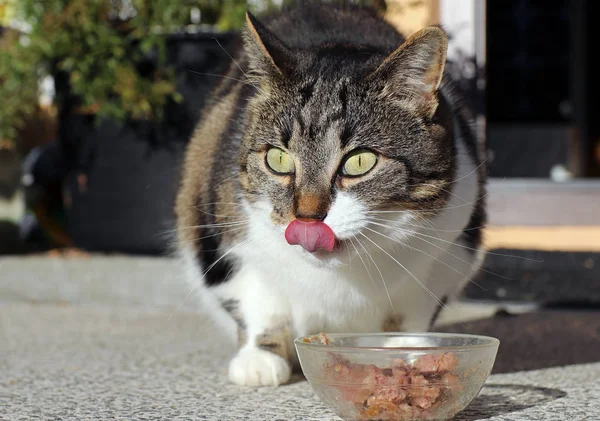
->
xmin=295 ymin=333 xmax=499 ymax=421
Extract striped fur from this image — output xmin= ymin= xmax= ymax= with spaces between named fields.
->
xmin=175 ymin=2 xmax=485 ymax=387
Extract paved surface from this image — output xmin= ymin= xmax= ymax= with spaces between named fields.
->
xmin=1 ymin=255 xmax=599 ymax=420
xmin=0 ymin=255 xmax=197 ymax=311
xmin=0 ymin=255 xmax=536 ymax=325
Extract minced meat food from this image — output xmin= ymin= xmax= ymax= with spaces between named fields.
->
xmin=322 ymin=352 xmax=462 ymax=420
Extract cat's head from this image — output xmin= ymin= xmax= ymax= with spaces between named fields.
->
xmin=238 ymin=12 xmax=454 ymax=266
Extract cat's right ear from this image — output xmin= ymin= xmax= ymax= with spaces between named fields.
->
xmin=244 ymin=11 xmax=294 ymax=78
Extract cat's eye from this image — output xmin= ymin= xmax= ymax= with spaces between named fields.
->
xmin=342 ymin=150 xmax=378 ymax=177
xmin=266 ymin=147 xmax=295 ymax=174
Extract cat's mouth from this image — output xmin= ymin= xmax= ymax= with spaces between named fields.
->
xmin=333 ymin=239 xmax=344 ymax=252
xmin=308 ymin=239 xmax=348 ymax=260
xmin=284 ymin=220 xmax=338 ymax=253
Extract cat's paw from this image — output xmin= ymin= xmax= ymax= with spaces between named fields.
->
xmin=382 ymin=336 xmax=438 ymax=348
xmin=228 ymin=348 xmax=291 ymax=387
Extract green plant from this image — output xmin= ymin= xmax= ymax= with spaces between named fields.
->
xmin=0 ymin=27 xmax=41 ymax=146
xmin=0 ymin=0 xmax=259 ymax=147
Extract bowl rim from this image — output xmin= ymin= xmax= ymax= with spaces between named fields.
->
xmin=294 ymin=332 xmax=500 ymax=352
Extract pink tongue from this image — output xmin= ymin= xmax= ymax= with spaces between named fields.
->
xmin=285 ymin=220 xmax=336 ymax=253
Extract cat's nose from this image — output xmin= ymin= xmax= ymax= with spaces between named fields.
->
xmin=295 ymin=212 xmax=328 ymax=222
xmin=294 ymin=192 xmax=330 ymax=222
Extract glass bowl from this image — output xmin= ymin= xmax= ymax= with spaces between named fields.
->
xmin=295 ymin=333 xmax=499 ymax=421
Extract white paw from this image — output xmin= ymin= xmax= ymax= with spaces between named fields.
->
xmin=382 ymin=336 xmax=438 ymax=348
xmin=228 ymin=348 xmax=291 ymax=387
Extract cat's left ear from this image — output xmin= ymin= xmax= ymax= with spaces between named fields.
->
xmin=371 ymin=26 xmax=448 ymax=117
xmin=244 ymin=11 xmax=294 ymax=78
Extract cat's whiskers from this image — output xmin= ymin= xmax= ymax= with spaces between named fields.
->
xmin=372 ymin=223 xmax=517 ymax=281
xmin=446 ymin=156 xmax=488 ymax=186
xmin=196 ymin=208 xmax=248 ymax=219
xmin=195 ymin=201 xmax=246 ymax=208
xmin=369 ymin=219 xmax=514 ymax=283
xmin=356 ymin=238 xmax=401 ymax=326
xmin=212 ymin=37 xmax=267 ymax=95
xmin=366 ymin=191 xmax=488 ymax=216
xmin=158 ymin=219 xmax=249 ymax=237
xmin=212 ymin=173 xmax=242 ymax=190
xmin=192 ymin=225 xmax=251 ymax=242
xmin=362 ymin=225 xmax=485 ymax=291
xmin=368 ymin=215 xmax=485 ymax=234
xmin=176 ymin=221 xmax=251 ymax=231
xmin=402 ymin=155 xmax=487 ymax=192
xmin=344 ymin=236 xmax=355 ymax=265
xmin=356 ymin=232 xmax=401 ymax=326
xmin=191 ymin=201 xmax=253 ymax=219
xmin=348 ymin=237 xmax=377 ymax=290
xmin=366 ymin=204 xmax=461 ymax=216
xmin=194 ymin=200 xmax=262 ymax=214
xmin=367 ymin=219 xmax=540 ymax=263
xmin=365 ymin=220 xmax=525 ymax=285
xmin=359 ymin=232 xmax=446 ymax=309
xmin=411 ymin=214 xmax=442 ymax=239
xmin=173 ymin=227 xmax=267 ymax=314
xmin=187 ymin=70 xmax=258 ymax=90
xmin=362 ymin=211 xmax=441 ymax=239
xmin=423 ymin=184 xmax=467 ymax=204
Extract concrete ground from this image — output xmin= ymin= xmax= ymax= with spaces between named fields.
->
xmin=1 ymin=255 xmax=598 ymax=420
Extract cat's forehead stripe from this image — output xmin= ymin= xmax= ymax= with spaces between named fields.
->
xmin=298 ymin=79 xmax=316 ymax=106
xmin=291 ymin=79 xmax=349 ymax=146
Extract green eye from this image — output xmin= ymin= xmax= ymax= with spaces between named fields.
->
xmin=266 ymin=147 xmax=295 ymax=174
xmin=342 ymin=150 xmax=378 ymax=176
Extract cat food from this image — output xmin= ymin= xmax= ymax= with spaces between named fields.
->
xmin=322 ymin=352 xmax=463 ymax=420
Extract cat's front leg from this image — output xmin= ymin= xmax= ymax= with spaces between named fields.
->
xmin=220 ymin=267 xmax=293 ymax=387
xmin=229 ymin=325 xmax=293 ymax=387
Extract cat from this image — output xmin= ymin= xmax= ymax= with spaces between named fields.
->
xmin=175 ymin=2 xmax=485 ymax=387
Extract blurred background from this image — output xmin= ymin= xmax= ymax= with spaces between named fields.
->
xmin=1 ymin=0 xmax=599 ymax=372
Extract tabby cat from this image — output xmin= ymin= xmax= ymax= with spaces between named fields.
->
xmin=175 ymin=3 xmax=485 ymax=387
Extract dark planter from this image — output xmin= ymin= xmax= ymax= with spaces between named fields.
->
xmin=56 ymin=31 xmax=239 ymax=255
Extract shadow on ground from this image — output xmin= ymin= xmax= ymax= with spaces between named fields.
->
xmin=439 ymin=310 xmax=600 ymax=373
xmin=456 ymin=384 xmax=567 ymax=420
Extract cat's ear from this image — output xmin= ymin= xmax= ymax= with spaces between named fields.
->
xmin=244 ymin=11 xmax=293 ymax=77
xmin=372 ymin=26 xmax=448 ymax=117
